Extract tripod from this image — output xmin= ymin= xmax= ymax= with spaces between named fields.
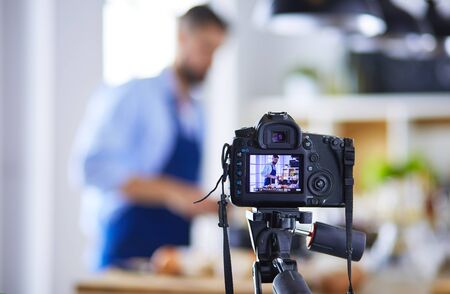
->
xmin=247 ymin=208 xmax=312 ymax=294
xmin=247 ymin=208 xmax=366 ymax=294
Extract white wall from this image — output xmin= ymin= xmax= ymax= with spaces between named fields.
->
xmin=2 ymin=0 xmax=57 ymax=292
xmin=25 ymin=0 xmax=57 ymax=293
xmin=1 ymin=0 xmax=31 ymax=293
xmin=0 ymin=0 xmax=4 ymax=288
xmin=52 ymin=1 xmax=103 ymax=293
xmin=0 ymin=1 xmax=102 ymax=293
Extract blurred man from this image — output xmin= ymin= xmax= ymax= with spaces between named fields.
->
xmin=262 ymin=155 xmax=279 ymax=186
xmin=72 ymin=5 xmax=227 ymax=269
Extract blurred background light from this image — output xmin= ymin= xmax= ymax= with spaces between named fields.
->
xmin=445 ymin=37 xmax=450 ymax=56
xmin=103 ymin=0 xmax=206 ymax=85
xmin=253 ymin=0 xmax=386 ymax=37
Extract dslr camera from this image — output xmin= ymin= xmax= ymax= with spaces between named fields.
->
xmin=214 ymin=112 xmax=364 ymax=294
xmin=229 ymin=111 xmax=355 ymax=208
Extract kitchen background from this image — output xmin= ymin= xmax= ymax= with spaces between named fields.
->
xmin=1 ymin=0 xmax=450 ymax=293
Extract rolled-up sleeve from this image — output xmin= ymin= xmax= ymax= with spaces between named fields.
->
xmin=71 ymin=81 xmax=141 ymax=192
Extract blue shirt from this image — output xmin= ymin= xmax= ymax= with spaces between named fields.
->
xmin=261 ymin=163 xmax=276 ymax=178
xmin=70 ymin=68 xmax=205 ymax=262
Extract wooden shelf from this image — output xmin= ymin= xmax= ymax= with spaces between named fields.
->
xmin=240 ymin=93 xmax=450 ymax=191
xmin=244 ymin=94 xmax=450 ymax=124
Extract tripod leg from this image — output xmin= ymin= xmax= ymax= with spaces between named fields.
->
xmin=252 ymin=261 xmax=262 ymax=294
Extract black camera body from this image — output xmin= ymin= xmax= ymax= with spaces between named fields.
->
xmin=229 ymin=112 xmax=355 ymax=208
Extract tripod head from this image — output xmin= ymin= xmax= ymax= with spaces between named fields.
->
xmin=247 ymin=208 xmax=366 ymax=294
xmin=247 ymin=209 xmax=311 ymax=287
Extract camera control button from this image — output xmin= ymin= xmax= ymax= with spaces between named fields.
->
xmin=307 ymin=166 xmax=313 ymax=172
xmin=303 ymin=139 xmax=313 ymax=150
xmin=315 ymin=179 xmax=325 ymax=189
xmin=331 ymin=138 xmax=342 ymax=150
xmin=308 ymin=171 xmax=333 ymax=196
xmin=236 ymin=160 xmax=243 ymax=166
xmin=236 ymin=189 xmax=241 ymax=195
xmin=236 ymin=180 xmax=242 ymax=186
xmin=309 ymin=153 xmax=319 ymax=162
xmin=311 ymin=198 xmax=319 ymax=205
xmin=323 ymin=136 xmax=330 ymax=144
xmin=236 ymin=152 xmax=242 ymax=158
xmin=236 ymin=170 xmax=243 ymax=177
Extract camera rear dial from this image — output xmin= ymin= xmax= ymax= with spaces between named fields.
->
xmin=307 ymin=170 xmax=333 ymax=197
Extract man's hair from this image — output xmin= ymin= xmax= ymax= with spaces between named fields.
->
xmin=179 ymin=5 xmax=228 ymax=31
xmin=273 ymin=155 xmax=279 ymax=159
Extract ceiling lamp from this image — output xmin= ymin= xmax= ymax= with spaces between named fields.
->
xmin=253 ymin=0 xmax=386 ymax=37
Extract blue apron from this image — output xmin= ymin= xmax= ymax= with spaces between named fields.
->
xmin=264 ymin=165 xmax=276 ymax=186
xmin=99 ymin=98 xmax=201 ymax=268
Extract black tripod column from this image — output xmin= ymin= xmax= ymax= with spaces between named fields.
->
xmin=272 ymin=258 xmax=312 ymax=294
xmin=247 ymin=209 xmax=313 ymax=294
xmin=252 ymin=261 xmax=263 ymax=294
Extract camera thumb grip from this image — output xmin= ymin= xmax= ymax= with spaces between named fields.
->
xmin=308 ymin=222 xmax=366 ymax=261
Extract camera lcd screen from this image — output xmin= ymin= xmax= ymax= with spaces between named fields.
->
xmin=248 ymin=154 xmax=302 ymax=193
xmin=271 ymin=131 xmax=287 ymax=143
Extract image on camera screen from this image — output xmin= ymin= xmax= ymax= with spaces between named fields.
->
xmin=249 ymin=154 xmax=302 ymax=193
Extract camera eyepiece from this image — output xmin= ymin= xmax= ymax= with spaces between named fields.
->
xmin=256 ymin=112 xmax=302 ymax=150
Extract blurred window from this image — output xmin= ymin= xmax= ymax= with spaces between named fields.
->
xmin=103 ymin=0 xmax=204 ymax=85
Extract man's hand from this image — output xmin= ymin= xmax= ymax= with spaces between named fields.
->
xmin=122 ymin=176 xmax=216 ymax=218
xmin=165 ymin=184 xmax=217 ymax=218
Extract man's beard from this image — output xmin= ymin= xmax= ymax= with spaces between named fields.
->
xmin=177 ymin=64 xmax=206 ymax=85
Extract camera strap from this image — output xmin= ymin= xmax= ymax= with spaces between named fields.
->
xmin=218 ymin=194 xmax=234 ymax=294
xmin=194 ymin=144 xmax=234 ymax=294
xmin=219 ymin=143 xmax=234 ymax=294
xmin=344 ymin=138 xmax=355 ymax=294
